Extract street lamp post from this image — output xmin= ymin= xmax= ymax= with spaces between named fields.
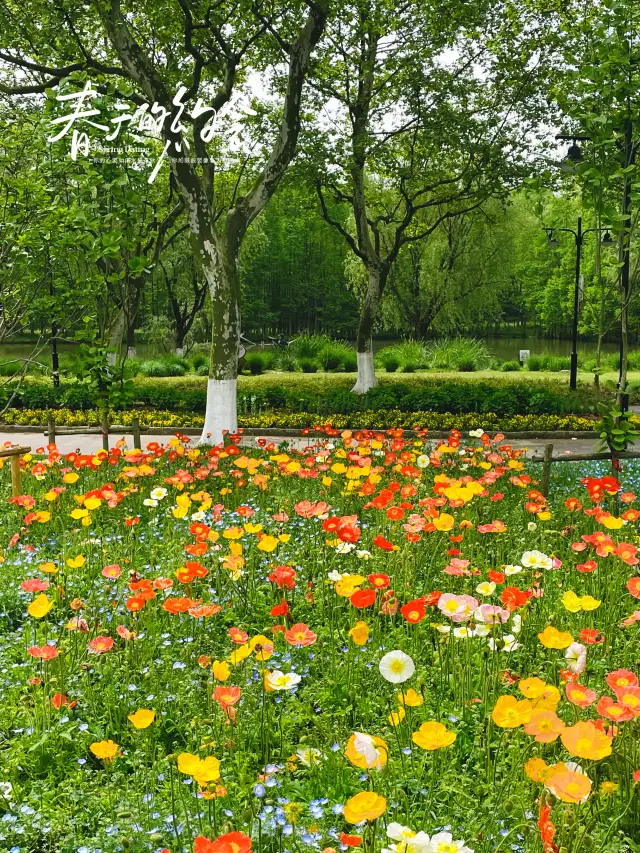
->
xmin=554 ymin=132 xmax=634 ymax=410
xmin=544 ymin=218 xmax=614 ymax=391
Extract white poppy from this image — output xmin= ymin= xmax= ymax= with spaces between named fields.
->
xmin=379 ymin=650 xmax=415 ymax=684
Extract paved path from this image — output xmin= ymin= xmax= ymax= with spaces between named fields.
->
xmin=0 ymin=429 xmax=603 ymax=458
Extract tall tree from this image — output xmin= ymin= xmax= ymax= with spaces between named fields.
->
xmin=0 ymin=0 xmax=328 ymax=442
xmin=551 ymin=0 xmax=640 ymax=404
xmin=307 ymin=0 xmax=550 ymax=392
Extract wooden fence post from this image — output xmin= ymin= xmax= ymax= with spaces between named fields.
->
xmin=10 ymin=454 xmax=21 ymax=496
xmin=132 ymin=417 xmax=141 ymax=450
xmin=541 ymin=443 xmax=554 ymax=498
xmin=47 ymin=416 xmax=56 ymax=445
xmin=101 ymin=410 xmax=110 ymax=452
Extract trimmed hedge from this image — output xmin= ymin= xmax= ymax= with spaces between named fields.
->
xmin=1 ymin=406 xmax=603 ymax=432
xmin=2 ymin=374 xmax=610 ymax=417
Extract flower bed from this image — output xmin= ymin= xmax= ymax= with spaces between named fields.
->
xmin=1 ymin=429 xmax=640 ymax=853
xmin=1 ymin=406 xmax=604 ymax=432
xmin=2 ymin=373 xmax=609 ymax=416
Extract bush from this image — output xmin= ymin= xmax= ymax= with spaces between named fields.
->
xmin=527 ymin=355 xmax=542 ymax=372
xmin=501 ymin=360 xmax=521 ymax=372
xmin=426 ymin=337 xmax=492 ymax=371
xmin=342 ymin=353 xmax=358 ymax=373
xmin=457 ymin=360 xmax=476 ymax=372
xmin=376 ymin=340 xmax=428 ymax=372
xmin=276 ymin=350 xmax=299 ymax=372
xmin=382 ymin=356 xmax=400 ymax=373
xmin=0 ymin=373 xmax=613 ymax=417
xmin=0 ymin=360 xmax=24 ymax=377
xmin=299 ymin=357 xmax=319 ymax=373
xmin=244 ymin=352 xmax=269 ymax=375
xmin=288 ymin=333 xmax=331 ymax=361
xmin=138 ymin=356 xmax=189 ymax=377
xmin=317 ymin=340 xmax=355 ymax=372
xmin=190 ymin=351 xmax=209 ymax=371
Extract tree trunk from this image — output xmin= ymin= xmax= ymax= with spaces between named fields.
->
xmin=107 ymin=308 xmax=126 ymax=366
xmin=199 ymin=234 xmax=240 ymax=445
xmin=126 ymin=320 xmax=137 ymax=360
xmin=594 ymin=218 xmax=603 ymax=390
xmin=352 ymin=267 xmax=384 ymax=394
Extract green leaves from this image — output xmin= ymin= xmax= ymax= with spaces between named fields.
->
xmin=594 ymin=402 xmax=640 ymax=453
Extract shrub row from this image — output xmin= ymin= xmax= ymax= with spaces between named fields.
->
xmin=2 ymin=375 xmax=610 ymax=416
xmin=2 ymin=406 xmax=604 ymax=433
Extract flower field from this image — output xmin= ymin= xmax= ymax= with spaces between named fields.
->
xmin=1 ymin=428 xmax=640 ymax=853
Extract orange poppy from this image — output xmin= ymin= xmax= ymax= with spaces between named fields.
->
xmin=524 ymin=711 xmax=566 ymax=743
xmin=561 ymin=720 xmax=612 ymax=760
xmin=284 ymin=623 xmax=317 ymax=647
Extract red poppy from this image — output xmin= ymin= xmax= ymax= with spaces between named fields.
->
xmin=597 ymin=695 xmax=633 ymax=722
xmin=368 ymin=573 xmax=390 ymax=589
xmin=28 ymin=645 xmax=58 ymax=660
xmin=488 ymin=570 xmax=505 ymax=584
xmin=185 ymin=560 xmax=208 ymax=577
xmin=268 ymin=566 xmax=297 ymax=590
xmin=270 ymin=601 xmax=289 ymax=618
xmin=339 ymin=833 xmax=362 ymax=848
xmin=386 ymin=506 xmax=405 ymax=521
xmin=400 ymin=599 xmax=426 ymax=624
xmin=565 ymin=497 xmax=582 ymax=511
xmin=337 ymin=522 xmax=361 ymax=543
xmin=627 ymin=578 xmax=640 ymax=599
xmin=537 ymin=803 xmax=558 ymax=853
xmin=372 ymin=535 xmax=394 ymax=552
xmin=213 ymin=686 xmax=242 ymax=707
xmin=229 ymin=627 xmax=249 ymax=644
xmin=500 ymin=586 xmax=531 ymax=612
xmin=186 ymin=542 xmax=209 ymax=556
xmin=350 ymin=588 xmax=377 ymax=609
xmin=579 ymin=628 xmax=605 ymax=645
xmin=126 ymin=596 xmax=146 ymax=612
xmin=576 ymin=560 xmax=597 ymax=573
xmin=189 ymin=604 xmax=222 ymax=618
xmin=606 ymin=669 xmax=639 ymax=690
xmin=163 ymin=597 xmax=197 ymax=614
xmin=195 ymin=832 xmax=252 ymax=853
xmin=88 ymin=636 xmax=114 ymax=654
xmin=422 ymin=590 xmax=442 ymax=606
xmin=21 ymin=578 xmax=50 ymax=593
xmin=51 ymin=692 xmax=76 ymax=710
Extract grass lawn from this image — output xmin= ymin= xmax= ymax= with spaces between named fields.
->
xmin=230 ymin=369 xmax=631 ymax=385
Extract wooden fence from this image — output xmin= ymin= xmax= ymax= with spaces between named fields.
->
xmin=45 ymin=415 xmax=141 ymax=452
xmin=531 ymin=443 xmax=640 ymax=496
xmin=0 ymin=444 xmax=31 ymax=496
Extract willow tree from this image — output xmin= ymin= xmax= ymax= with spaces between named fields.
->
xmin=307 ymin=0 xmax=552 ymax=392
xmin=0 ymin=0 xmax=328 ymax=442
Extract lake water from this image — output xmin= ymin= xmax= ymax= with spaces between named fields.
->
xmin=0 ymin=335 xmax=621 ymax=363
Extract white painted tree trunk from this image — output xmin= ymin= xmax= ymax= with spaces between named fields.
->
xmin=175 ymin=347 xmax=184 ymax=357
xmin=200 ymin=378 xmax=238 ymax=445
xmin=352 ymin=349 xmax=377 ymax=394
xmin=127 ymin=346 xmax=137 ymax=359
xmin=196 ymin=235 xmax=241 ymax=446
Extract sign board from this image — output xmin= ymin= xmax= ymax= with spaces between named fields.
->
xmin=519 ymin=349 xmax=530 ymax=363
